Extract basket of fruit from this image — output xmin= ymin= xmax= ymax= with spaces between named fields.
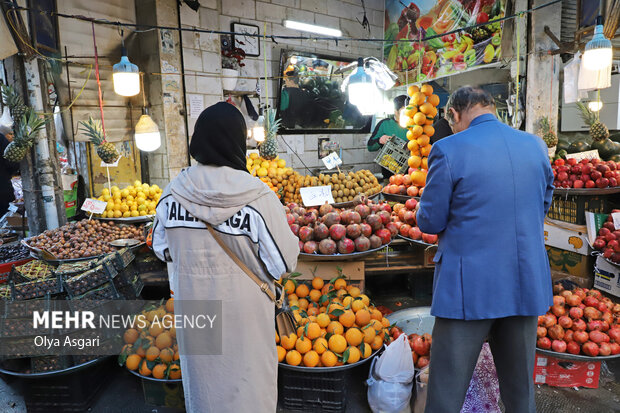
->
xmin=63 ymin=264 xmax=117 ymax=297
xmin=374 ymin=136 xmax=410 ymax=175
xmin=95 ymin=181 xmax=161 ymax=220
xmin=286 ymin=198 xmax=396 ymax=260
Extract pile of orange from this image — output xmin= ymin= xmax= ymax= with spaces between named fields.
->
xmin=119 ymin=298 xmax=182 ymax=380
xmin=276 ymin=275 xmax=391 ymax=367
xmin=402 ymin=84 xmax=440 ymax=189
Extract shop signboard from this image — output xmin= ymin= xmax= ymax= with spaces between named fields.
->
xmin=384 ymin=0 xmax=505 ymax=83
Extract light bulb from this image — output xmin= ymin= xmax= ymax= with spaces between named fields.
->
xmin=134 ymin=114 xmax=161 ymax=151
xmin=113 ymin=52 xmax=140 ymax=97
xmin=583 ymin=23 xmax=613 ymax=71
xmin=253 ymin=115 xmax=265 ymax=142
xmin=347 ymin=58 xmax=380 ymax=116
xmin=588 ymin=101 xmax=603 ymax=112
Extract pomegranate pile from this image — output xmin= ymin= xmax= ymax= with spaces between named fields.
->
xmin=389 ymin=326 xmax=431 ymax=369
xmin=536 ymin=285 xmax=620 ymax=357
xmin=552 ymin=158 xmax=620 ymax=189
xmin=591 ymin=210 xmax=620 ymax=264
xmin=285 ymin=196 xmax=396 ymax=255
xmin=391 ymin=198 xmax=438 ymax=245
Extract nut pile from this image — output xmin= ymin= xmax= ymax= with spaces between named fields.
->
xmin=13 ymin=260 xmax=53 ymax=280
xmin=0 ymin=244 xmax=30 ymax=264
xmin=12 ymin=278 xmax=60 ymax=300
xmin=27 ymin=220 xmax=145 ymax=260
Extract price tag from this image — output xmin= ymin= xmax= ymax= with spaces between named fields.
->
xmin=100 ymin=156 xmax=121 ymax=167
xmin=565 ymin=150 xmax=601 ymax=162
xmin=612 ymin=212 xmax=620 ymax=230
xmin=81 ymin=198 xmax=107 ymax=215
xmin=300 ymin=186 xmax=335 ymax=207
xmin=321 ymin=152 xmax=342 ymax=170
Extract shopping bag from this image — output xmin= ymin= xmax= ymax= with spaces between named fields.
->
xmin=412 ymin=367 xmax=429 ymax=413
xmin=367 ymin=334 xmax=415 ymax=413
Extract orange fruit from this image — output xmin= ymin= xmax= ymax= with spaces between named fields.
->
xmin=295 ymin=336 xmax=312 ymax=354
xmin=296 ymin=284 xmax=310 ymax=298
xmin=411 ymin=92 xmax=426 ymax=106
xmin=286 ymin=350 xmax=302 ymax=366
xmin=425 ymin=114 xmax=435 ymax=125
xmin=165 ymin=298 xmax=174 ymax=313
xmin=146 ymin=346 xmax=160 ymax=361
xmin=348 ymin=287 xmax=361 ymax=298
xmin=404 ymin=105 xmax=417 ymax=117
xmin=355 ymin=309 xmax=371 ymax=326
xmin=342 ymin=296 xmax=354 ymax=308
xmin=411 ymin=170 xmax=427 ymax=187
xmin=421 ymin=84 xmax=433 ymax=96
xmin=339 ymin=310 xmax=356 ymax=328
xmin=428 ymin=94 xmax=440 ymax=106
xmin=135 ymin=345 xmax=147 ymax=358
xmin=359 ymin=295 xmax=370 ymax=306
xmin=174 ymin=351 xmax=180 ymax=361
xmin=371 ymin=335 xmax=384 ymax=350
xmin=277 ymin=345 xmax=286 ymax=362
xmin=152 ymin=364 xmax=167 ymax=379
xmin=284 ymin=279 xmax=296 ymax=294
xmin=276 ymin=332 xmax=280 ymax=344
xmin=407 ymin=139 xmax=419 ymax=152
xmin=281 ymin=333 xmax=297 ymax=350
xmin=316 ymin=313 xmax=330 ymax=328
xmin=309 ymin=289 xmax=321 ymax=303
xmin=321 ymin=351 xmax=338 ymax=367
xmin=416 ymin=135 xmax=430 ymax=146
xmin=336 ymin=289 xmax=347 ymax=299
xmin=123 ymin=329 xmax=139 ymax=344
xmin=420 ymin=144 xmax=432 ymax=157
xmin=306 ymin=322 xmax=321 ymax=340
xmin=311 ymin=277 xmax=324 ymax=290
xmin=160 ymin=348 xmax=174 ymax=363
xmin=327 ymin=321 xmax=344 ymax=335
xmin=313 ymin=337 xmax=328 ymax=355
xmin=169 ymin=364 xmax=182 ymax=379
xmin=297 ymin=326 xmax=305 ymax=337
xmin=345 ymin=328 xmax=364 ymax=346
xmin=360 ymin=343 xmax=372 ymax=359
xmin=381 ymin=317 xmax=391 ymax=328
xmin=363 ymin=325 xmax=377 ymax=343
xmin=139 ymin=360 xmax=152 ymax=377
xmin=413 ymin=112 xmax=427 ymax=126
xmin=408 ymin=156 xmax=422 ymax=169
xmin=297 ymin=298 xmax=309 ymax=310
xmin=328 ymin=334 xmax=347 ymax=354
xmin=346 ymin=346 xmax=361 ymax=364
xmin=410 ymin=125 xmax=423 ymax=139
xmin=148 ymin=323 xmax=164 ymax=338
xmin=155 ymin=332 xmax=173 ymax=350
xmin=351 ymin=299 xmax=365 ymax=313
xmin=419 ymin=102 xmax=434 ymax=115
xmin=423 ymin=125 xmax=435 ymax=136
xmin=307 ymin=306 xmax=319 ymax=317
xmin=422 ymin=157 xmax=428 ymax=170
xmin=407 ymin=85 xmax=420 ymax=96
xmin=328 ymin=303 xmax=344 ymax=320
xmin=334 ymin=278 xmax=347 ymax=290
xmin=125 ymin=354 xmax=142 ymax=371
xmin=303 ymin=350 xmax=320 ymax=367
xmin=288 ymin=293 xmax=298 ymax=302
xmin=370 ymin=309 xmax=383 ymax=321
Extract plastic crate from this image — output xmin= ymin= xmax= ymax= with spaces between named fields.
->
xmin=63 ymin=265 xmax=116 ymax=297
xmin=374 ymin=136 xmax=409 ymax=175
xmin=10 ymin=275 xmax=62 ymax=300
xmin=141 ymin=378 xmax=185 ymax=408
xmin=547 ymin=194 xmax=609 ymax=225
xmin=67 ymin=282 xmax=121 ymax=313
xmin=11 ymin=260 xmax=54 ymax=282
xmin=278 ymin=366 xmax=352 ymax=412
xmin=114 ymin=267 xmax=144 ymax=299
xmin=134 ymin=253 xmax=166 ymax=273
xmin=23 ymin=356 xmax=112 ymax=412
xmin=1 ymin=294 xmax=53 ymax=318
xmin=53 ymin=259 xmax=99 ymax=278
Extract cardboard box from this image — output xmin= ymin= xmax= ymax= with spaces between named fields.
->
xmin=544 ymin=218 xmax=590 ymax=255
xmin=5 ymin=213 xmax=27 ymax=228
xmin=546 ymin=246 xmax=594 ymax=279
xmin=593 ymin=255 xmax=620 ymax=298
xmin=292 ymin=261 xmax=364 ymax=290
xmin=423 ymin=247 xmax=437 ymax=268
xmin=533 ymin=354 xmax=600 ymax=389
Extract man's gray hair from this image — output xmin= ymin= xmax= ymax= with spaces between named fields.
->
xmin=445 ymin=86 xmax=495 ymax=123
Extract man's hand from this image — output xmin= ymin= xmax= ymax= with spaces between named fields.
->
xmin=379 ymin=135 xmax=391 ymax=145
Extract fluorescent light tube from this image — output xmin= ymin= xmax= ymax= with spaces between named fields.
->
xmin=284 ymin=20 xmax=342 ymax=37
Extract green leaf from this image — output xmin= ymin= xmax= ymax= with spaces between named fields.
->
xmin=303 ymin=323 xmax=309 ymax=337
xmin=330 ymin=309 xmax=345 ymax=317
xmin=291 ymin=305 xmax=300 ymax=311
xmin=362 ymin=323 xmax=372 ymax=330
xmin=288 ymin=272 xmax=302 ymax=279
xmin=146 ymin=360 xmax=157 ymax=370
xmin=117 ymin=353 xmax=127 ymax=366
xmin=342 ymin=348 xmax=350 ymax=364
xmin=319 ymin=295 xmax=330 ymax=306
xmin=325 ymin=332 xmax=334 ymax=341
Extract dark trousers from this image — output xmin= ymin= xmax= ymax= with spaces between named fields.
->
xmin=424 ymin=316 xmax=538 ymax=413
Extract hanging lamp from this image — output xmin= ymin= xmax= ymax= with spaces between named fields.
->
xmin=583 ymin=16 xmax=613 ymax=71
xmin=134 ymin=74 xmax=161 ymax=151
xmin=347 ymin=58 xmax=380 ymax=116
xmin=252 ymin=110 xmax=266 ymax=142
xmin=113 ymin=31 xmax=140 ymax=97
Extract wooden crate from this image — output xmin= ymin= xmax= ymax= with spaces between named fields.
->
xmin=291 ymin=261 xmax=365 ymax=290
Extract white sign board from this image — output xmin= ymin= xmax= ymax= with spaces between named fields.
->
xmin=188 ymin=94 xmax=204 ymax=119
xmin=321 ymin=152 xmax=342 ymax=170
xmin=565 ymin=149 xmax=601 ymax=162
xmin=81 ymin=198 xmax=107 ymax=215
xmin=612 ymin=212 xmax=620 ymax=230
xmin=300 ymin=186 xmax=335 ymax=207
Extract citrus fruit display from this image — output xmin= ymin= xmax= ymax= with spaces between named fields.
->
xmin=246 ymin=153 xmax=292 ymax=199
xmin=119 ymin=298 xmax=181 ymax=380
xmin=96 ymin=181 xmax=162 ymax=218
xmin=277 ymin=274 xmax=391 ymax=367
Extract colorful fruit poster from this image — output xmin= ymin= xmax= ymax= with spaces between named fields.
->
xmin=384 ymin=0 xmax=505 ymax=82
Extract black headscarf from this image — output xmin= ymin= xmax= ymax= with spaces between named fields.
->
xmin=189 ymin=102 xmax=249 ymax=173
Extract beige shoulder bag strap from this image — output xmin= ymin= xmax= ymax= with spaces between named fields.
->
xmin=205 ymin=222 xmax=280 ymax=305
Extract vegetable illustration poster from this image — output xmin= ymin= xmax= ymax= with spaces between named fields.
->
xmin=384 ymin=0 xmax=505 ymax=82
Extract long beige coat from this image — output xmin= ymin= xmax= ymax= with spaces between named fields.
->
xmin=153 ymin=165 xmax=299 ymax=412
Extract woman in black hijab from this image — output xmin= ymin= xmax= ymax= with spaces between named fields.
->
xmin=152 ymin=102 xmax=299 ymax=413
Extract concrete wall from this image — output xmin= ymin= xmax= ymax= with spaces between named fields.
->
xmin=178 ymin=0 xmax=384 ymax=173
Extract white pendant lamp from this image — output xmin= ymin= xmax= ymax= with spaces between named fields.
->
xmin=347 ymin=58 xmax=380 ymax=116
xmin=583 ymin=17 xmax=613 ymax=71
xmin=113 ymin=34 xmax=140 ymax=97
xmin=135 ymin=111 xmax=161 ymax=152
xmin=252 ymin=114 xmax=266 ymax=142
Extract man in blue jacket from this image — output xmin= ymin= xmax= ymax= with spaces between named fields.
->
xmin=416 ymin=86 xmax=554 ymax=413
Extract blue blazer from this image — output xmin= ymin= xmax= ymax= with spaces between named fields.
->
xmin=417 ymin=114 xmax=554 ymax=320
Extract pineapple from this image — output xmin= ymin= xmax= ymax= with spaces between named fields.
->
xmin=3 ymin=108 xmax=47 ymax=162
xmin=576 ymin=101 xmax=609 ymax=142
xmin=79 ymin=116 xmax=119 ymax=164
xmin=1 ymin=84 xmax=27 ymax=125
xmin=258 ymin=108 xmax=281 ymax=161
xmin=538 ymin=116 xmax=558 ymax=148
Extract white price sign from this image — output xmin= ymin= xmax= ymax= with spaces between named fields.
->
xmin=613 ymin=212 xmax=620 ymax=230
xmin=321 ymin=152 xmax=342 ymax=170
xmin=81 ymin=198 xmax=107 ymax=215
xmin=565 ymin=149 xmax=601 ymax=162
xmin=300 ymin=186 xmax=335 ymax=207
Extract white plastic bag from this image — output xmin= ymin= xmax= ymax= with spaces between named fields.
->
xmin=367 ymin=334 xmax=415 ymax=413
xmin=0 ymin=106 xmax=13 ymax=135
xmin=563 ymin=53 xmax=589 ymax=104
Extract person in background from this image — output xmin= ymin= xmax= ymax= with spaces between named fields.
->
xmin=429 ymin=115 xmax=453 ymax=144
xmin=152 ymin=102 xmax=299 ymax=413
xmin=416 ymin=86 xmax=554 ymax=413
xmin=367 ymin=95 xmax=409 ymax=152
xmin=0 ymin=132 xmax=19 ymax=216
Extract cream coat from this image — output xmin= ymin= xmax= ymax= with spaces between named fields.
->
xmin=153 ymin=165 xmax=299 ymax=412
